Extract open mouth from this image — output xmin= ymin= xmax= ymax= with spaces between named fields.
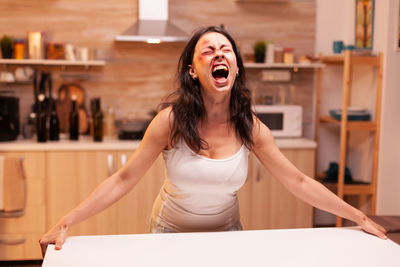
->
xmin=212 ymin=65 xmax=229 ymax=80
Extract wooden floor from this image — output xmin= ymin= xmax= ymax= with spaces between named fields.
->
xmin=0 ymin=261 xmax=42 ymax=267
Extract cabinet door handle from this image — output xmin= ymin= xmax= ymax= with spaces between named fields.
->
xmin=107 ymin=154 xmax=114 ymax=176
xmin=120 ymin=154 xmax=127 ymax=166
xmin=256 ymin=159 xmax=261 ymax=182
xmin=0 ymin=157 xmax=26 ymax=218
xmin=0 ymin=236 xmax=26 ymax=245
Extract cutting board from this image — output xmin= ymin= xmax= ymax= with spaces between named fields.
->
xmin=57 ymin=84 xmax=89 ymax=134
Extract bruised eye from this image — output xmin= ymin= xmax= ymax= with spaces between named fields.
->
xmin=202 ymin=49 xmax=213 ymax=55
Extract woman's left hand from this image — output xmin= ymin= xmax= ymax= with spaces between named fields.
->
xmin=358 ymin=215 xmax=387 ymax=239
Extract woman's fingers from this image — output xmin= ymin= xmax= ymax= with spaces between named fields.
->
xmin=55 ymin=231 xmax=67 ymax=250
xmin=39 ymin=238 xmax=49 ymax=257
xmin=361 ymin=217 xmax=388 ymax=239
xmin=39 ymin=225 xmax=69 ymax=257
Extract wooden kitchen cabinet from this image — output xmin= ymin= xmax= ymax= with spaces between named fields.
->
xmin=238 ymin=148 xmax=315 ymax=230
xmin=0 ymin=143 xmax=313 ymax=261
xmin=46 ymin=151 xmax=119 ymax=236
xmin=114 ymin=151 xmax=165 ymax=234
xmin=46 ymin=150 xmax=165 ymax=237
xmin=0 ymin=151 xmax=46 ymax=261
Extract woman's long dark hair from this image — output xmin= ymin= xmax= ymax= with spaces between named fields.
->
xmin=163 ymin=26 xmax=254 ymax=153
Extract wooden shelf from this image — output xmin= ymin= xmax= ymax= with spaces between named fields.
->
xmin=321 ymin=55 xmax=379 ymax=66
xmin=0 ymin=59 xmax=105 ymax=67
xmin=323 ymin=182 xmax=374 ymax=195
xmin=244 ymin=62 xmax=324 ymax=69
xmin=317 ymin=173 xmax=373 ymax=195
xmin=319 ymin=116 xmax=377 ymax=131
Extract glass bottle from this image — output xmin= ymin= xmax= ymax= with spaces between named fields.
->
xmin=105 ymin=103 xmax=115 ymax=137
xmin=36 ymin=94 xmax=47 ymax=143
xmin=92 ymin=98 xmax=103 ymax=142
xmin=69 ymin=95 xmax=79 ymax=140
xmin=49 ymin=100 xmax=60 ymax=141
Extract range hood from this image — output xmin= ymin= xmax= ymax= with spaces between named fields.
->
xmin=115 ymin=0 xmax=187 ymax=43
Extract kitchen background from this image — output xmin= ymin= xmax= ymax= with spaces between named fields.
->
xmin=0 ymin=0 xmax=317 ymax=138
xmin=1 ymin=0 xmax=400 ymax=225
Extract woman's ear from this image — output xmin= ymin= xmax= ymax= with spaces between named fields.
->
xmin=188 ymin=65 xmax=198 ymax=79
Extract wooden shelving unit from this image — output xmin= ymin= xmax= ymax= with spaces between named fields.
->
xmin=315 ymin=50 xmax=383 ymax=227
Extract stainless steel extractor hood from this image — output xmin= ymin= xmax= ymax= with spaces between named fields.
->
xmin=115 ymin=0 xmax=187 ymax=43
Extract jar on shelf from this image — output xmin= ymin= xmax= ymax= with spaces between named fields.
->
xmin=13 ymin=38 xmax=25 ymax=59
xmin=283 ymin=48 xmax=294 ymax=64
xmin=274 ymin=47 xmax=284 ymax=63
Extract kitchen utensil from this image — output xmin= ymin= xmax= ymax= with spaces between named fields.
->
xmin=0 ymin=90 xmax=19 ymax=141
xmin=116 ymin=119 xmax=148 ymax=140
xmin=57 ymin=84 xmax=89 ymax=134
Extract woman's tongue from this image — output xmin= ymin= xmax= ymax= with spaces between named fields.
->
xmin=214 ymin=75 xmax=227 ymax=83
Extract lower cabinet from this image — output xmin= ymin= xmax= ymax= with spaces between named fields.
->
xmin=46 ymin=151 xmax=165 ymax=236
xmin=238 ymin=149 xmax=316 ymax=230
xmin=0 ymin=146 xmax=314 ymax=261
xmin=114 ymin=151 xmax=165 ymax=234
xmin=0 ymin=151 xmax=46 ymax=261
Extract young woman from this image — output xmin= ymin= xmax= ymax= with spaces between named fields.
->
xmin=39 ymin=26 xmax=387 ymax=256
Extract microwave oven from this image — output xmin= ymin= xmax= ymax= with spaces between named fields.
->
xmin=253 ymin=105 xmax=302 ymax=138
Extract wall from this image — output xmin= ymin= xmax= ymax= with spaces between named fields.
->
xmin=375 ymin=0 xmax=400 ymax=215
xmin=0 ymin=0 xmax=316 ymax=137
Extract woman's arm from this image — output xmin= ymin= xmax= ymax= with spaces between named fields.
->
xmin=252 ymin=118 xmax=387 ymax=239
xmin=39 ymin=107 xmax=172 ymax=255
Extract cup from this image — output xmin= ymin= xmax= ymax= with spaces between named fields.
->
xmin=65 ymin=44 xmax=75 ymax=61
xmin=76 ymin=47 xmax=88 ymax=61
xmin=333 ymin=41 xmax=344 ymax=54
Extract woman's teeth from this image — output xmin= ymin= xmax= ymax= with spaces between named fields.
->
xmin=212 ymin=65 xmax=228 ymax=72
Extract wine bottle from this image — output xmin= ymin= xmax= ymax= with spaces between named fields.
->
xmin=92 ymin=98 xmax=103 ymax=142
xmin=49 ymin=100 xmax=60 ymax=141
xmin=36 ymin=94 xmax=47 ymax=143
xmin=69 ymin=95 xmax=79 ymax=140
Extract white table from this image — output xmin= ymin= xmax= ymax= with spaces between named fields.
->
xmin=42 ymin=227 xmax=400 ymax=267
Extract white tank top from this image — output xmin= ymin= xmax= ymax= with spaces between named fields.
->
xmin=150 ymin=139 xmax=249 ymax=232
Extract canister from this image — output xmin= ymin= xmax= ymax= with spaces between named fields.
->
xmin=283 ymin=48 xmax=294 ymax=64
xmin=13 ymin=38 xmax=25 ymax=59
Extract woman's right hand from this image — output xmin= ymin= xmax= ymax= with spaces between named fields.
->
xmin=39 ymin=224 xmax=69 ymax=257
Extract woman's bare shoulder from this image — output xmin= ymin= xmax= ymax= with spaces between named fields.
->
xmin=156 ymin=106 xmax=174 ymax=129
xmin=251 ymin=115 xmax=274 ymax=148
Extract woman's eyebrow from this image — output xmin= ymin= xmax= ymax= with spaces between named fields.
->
xmin=201 ymin=44 xmax=231 ymax=50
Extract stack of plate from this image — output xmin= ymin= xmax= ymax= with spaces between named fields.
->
xmin=329 ymin=107 xmax=371 ymax=121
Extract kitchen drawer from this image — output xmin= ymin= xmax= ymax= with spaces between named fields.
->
xmin=0 ymin=232 xmax=42 ymax=260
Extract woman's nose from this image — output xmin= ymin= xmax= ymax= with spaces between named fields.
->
xmin=215 ymin=49 xmax=225 ymax=59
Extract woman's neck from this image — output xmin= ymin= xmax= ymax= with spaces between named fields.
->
xmin=201 ymin=89 xmax=231 ymax=124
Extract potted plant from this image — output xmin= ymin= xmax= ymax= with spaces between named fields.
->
xmin=1 ymin=35 xmax=13 ymax=58
xmin=254 ymin=41 xmax=266 ymax=63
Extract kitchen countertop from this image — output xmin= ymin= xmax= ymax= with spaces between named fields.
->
xmin=0 ymin=136 xmax=316 ymax=151
xmin=42 ymin=227 xmax=399 ymax=267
